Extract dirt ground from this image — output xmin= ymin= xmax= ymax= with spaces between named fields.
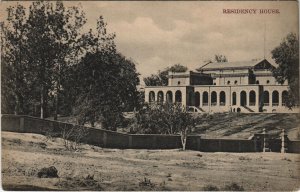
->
xmin=2 ymin=131 xmax=300 ymax=191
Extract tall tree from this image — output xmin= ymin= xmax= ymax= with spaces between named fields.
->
xmin=74 ymin=17 xmax=139 ymax=130
xmin=1 ymin=4 xmax=30 ymax=115
xmin=271 ymin=33 xmax=299 ymax=108
xmin=2 ymin=2 xmax=87 ymax=118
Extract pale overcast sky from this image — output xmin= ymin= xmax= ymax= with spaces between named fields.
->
xmin=1 ymin=1 xmax=299 ymax=81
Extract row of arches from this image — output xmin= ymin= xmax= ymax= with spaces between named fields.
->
xmin=149 ymin=90 xmax=182 ymax=103
xmin=148 ymin=90 xmax=289 ymax=107
xmin=263 ymin=90 xmax=288 ymax=106
xmin=198 ymin=91 xmax=226 ymax=106
xmin=232 ymin=91 xmax=256 ymax=106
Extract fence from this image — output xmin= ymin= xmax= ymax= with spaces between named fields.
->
xmin=1 ymin=114 xmax=299 ymax=153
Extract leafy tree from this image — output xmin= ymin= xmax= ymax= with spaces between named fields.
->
xmin=73 ymin=17 xmax=139 ymax=130
xmin=214 ymin=54 xmax=228 ymax=63
xmin=143 ymin=74 xmax=162 ymax=86
xmin=133 ymin=103 xmax=195 ymax=150
xmin=1 ymin=4 xmax=30 ymax=115
xmin=1 ymin=2 xmax=86 ymax=118
xmin=271 ymin=33 xmax=299 ymax=108
xmin=2 ymin=2 xmax=140 ymax=129
xmin=143 ymin=64 xmax=188 ymax=86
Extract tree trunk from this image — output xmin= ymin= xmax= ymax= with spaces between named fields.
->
xmin=54 ymin=93 xmax=58 ymax=120
xmin=181 ymin=129 xmax=187 ymax=151
xmin=14 ymin=93 xmax=21 ymax=115
xmin=40 ymin=86 xmax=44 ymax=119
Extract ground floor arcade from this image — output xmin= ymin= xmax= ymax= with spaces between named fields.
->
xmin=144 ymin=85 xmax=297 ymax=113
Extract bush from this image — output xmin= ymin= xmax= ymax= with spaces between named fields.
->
xmin=61 ymin=125 xmax=88 ymax=151
xmin=202 ymin=184 xmax=219 ymax=191
xmin=37 ymin=166 xmax=59 ymax=178
xmin=223 ymin=183 xmax=244 ymax=191
xmin=139 ymin=177 xmax=156 ymax=189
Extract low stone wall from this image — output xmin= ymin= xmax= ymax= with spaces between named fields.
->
xmin=1 ymin=114 xmax=299 ymax=153
xmin=288 ymin=140 xmax=300 ymax=153
xmin=200 ymin=139 xmax=255 ymax=152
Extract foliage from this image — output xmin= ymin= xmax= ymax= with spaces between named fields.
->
xmin=214 ymin=54 xmax=228 ymax=63
xmin=271 ymin=33 xmax=299 ymax=108
xmin=202 ymin=184 xmax=220 ymax=191
xmin=133 ymin=103 xmax=196 ymax=150
xmin=143 ymin=74 xmax=162 ymax=86
xmin=196 ymin=54 xmax=228 ymax=72
xmin=223 ymin=183 xmax=244 ymax=191
xmin=1 ymin=2 xmax=140 ymax=130
xmin=143 ymin=64 xmax=188 ymax=86
xmin=37 ymin=166 xmax=59 ymax=178
xmin=1 ymin=2 xmax=86 ymax=118
xmin=1 ymin=4 xmax=31 ymax=115
xmin=73 ymin=46 xmax=139 ymax=130
xmin=61 ymin=125 xmax=88 ymax=151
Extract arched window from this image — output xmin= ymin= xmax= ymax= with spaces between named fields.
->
xmin=282 ymin=91 xmax=288 ymax=106
xmin=240 ymin=91 xmax=247 ymax=106
xmin=149 ymin=91 xmax=155 ymax=102
xmin=177 ymin=81 xmax=181 ymax=85
xmin=266 ymin=80 xmax=270 ymax=84
xmin=211 ymin=91 xmax=217 ymax=106
xmin=166 ymin=91 xmax=173 ymax=103
xmin=175 ymin=90 xmax=182 ymax=103
xmin=249 ymin=91 xmax=256 ymax=106
xmin=234 ymin=80 xmax=238 ymax=85
xmin=157 ymin=91 xmax=164 ymax=103
xmin=272 ymin=91 xmax=279 ymax=106
xmin=195 ymin=92 xmax=200 ymax=107
xmin=232 ymin=92 xmax=236 ymax=105
xmin=256 ymin=80 xmax=260 ymax=84
xmin=220 ymin=91 xmax=226 ymax=106
xmin=203 ymin=91 xmax=208 ymax=106
xmin=227 ymin=81 xmax=230 ymax=85
xmin=263 ymin=91 xmax=269 ymax=106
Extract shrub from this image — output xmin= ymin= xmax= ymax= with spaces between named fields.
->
xmin=61 ymin=125 xmax=88 ymax=151
xmin=37 ymin=166 xmax=59 ymax=178
xmin=139 ymin=177 xmax=156 ymax=188
xmin=202 ymin=184 xmax=219 ymax=191
xmin=223 ymin=182 xmax=244 ymax=191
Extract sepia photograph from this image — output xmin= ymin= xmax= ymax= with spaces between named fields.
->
xmin=1 ymin=0 xmax=299 ymax=191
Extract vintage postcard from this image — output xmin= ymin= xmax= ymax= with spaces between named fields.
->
xmin=1 ymin=0 xmax=299 ymax=191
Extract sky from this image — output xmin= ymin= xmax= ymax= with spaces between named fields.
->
xmin=1 ymin=1 xmax=299 ymax=83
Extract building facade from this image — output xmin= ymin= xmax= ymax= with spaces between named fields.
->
xmin=144 ymin=59 xmax=298 ymax=113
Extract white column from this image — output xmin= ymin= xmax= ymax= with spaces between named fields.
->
xmin=270 ymin=91 xmax=273 ymax=107
xmin=237 ymin=91 xmax=241 ymax=106
xmin=279 ymin=91 xmax=282 ymax=106
xmin=246 ymin=91 xmax=250 ymax=106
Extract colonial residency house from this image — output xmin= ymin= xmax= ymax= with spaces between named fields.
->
xmin=144 ymin=59 xmax=298 ymax=113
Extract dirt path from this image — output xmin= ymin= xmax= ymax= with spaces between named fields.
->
xmin=2 ymin=131 xmax=300 ymax=191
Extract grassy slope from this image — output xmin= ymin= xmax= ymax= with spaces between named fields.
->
xmin=53 ymin=113 xmax=300 ymax=139
xmin=191 ymin=113 xmax=300 ymax=139
xmin=2 ymin=131 xmax=300 ymax=191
